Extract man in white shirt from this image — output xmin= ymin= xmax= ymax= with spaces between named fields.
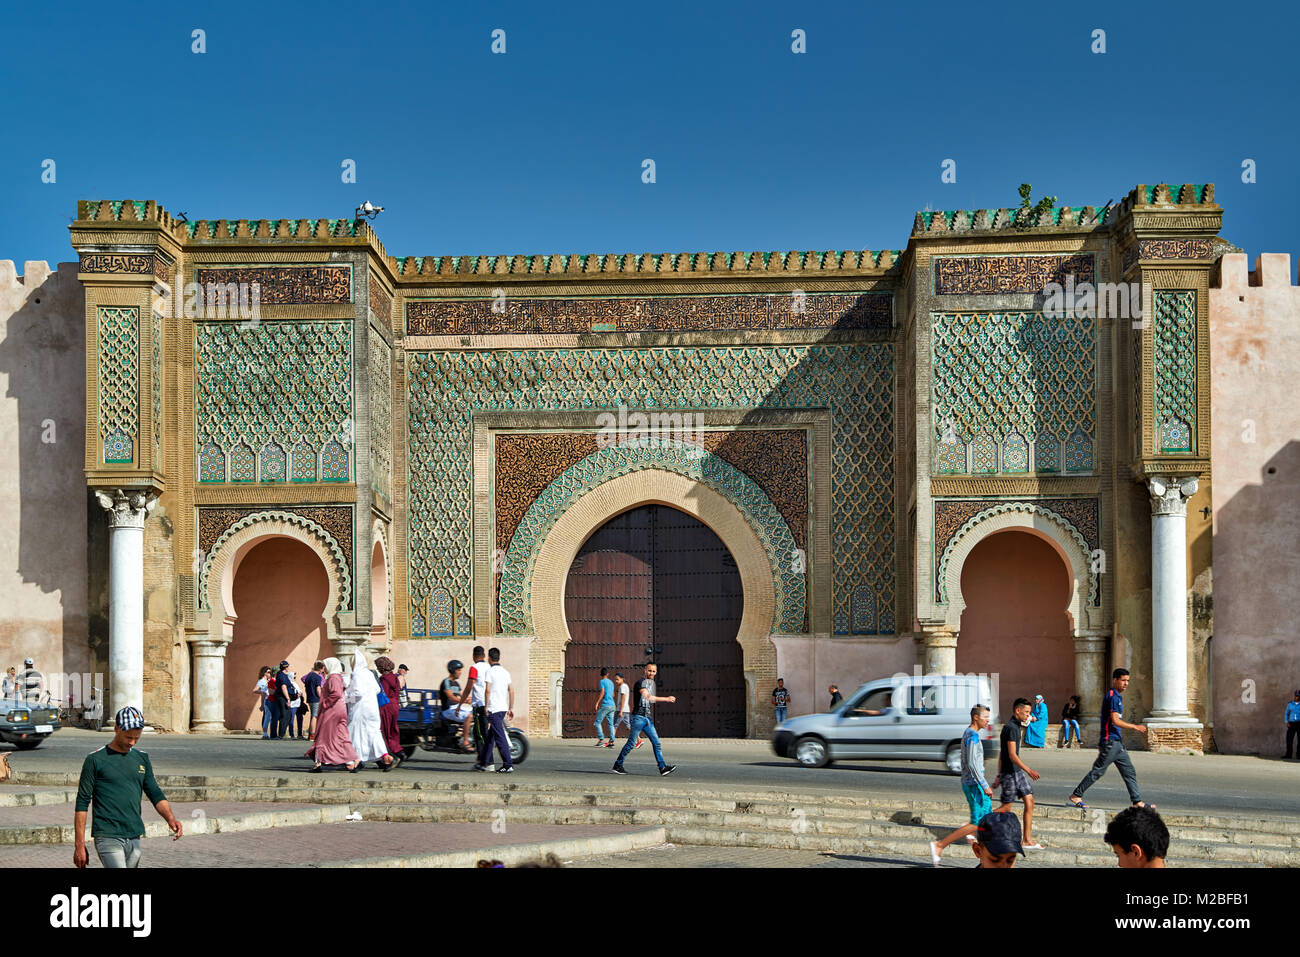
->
xmin=481 ymin=647 xmax=515 ymax=773
xmin=463 ymin=647 xmax=491 ymax=765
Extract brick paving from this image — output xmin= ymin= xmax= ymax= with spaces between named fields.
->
xmin=0 ymin=820 xmax=646 ymax=868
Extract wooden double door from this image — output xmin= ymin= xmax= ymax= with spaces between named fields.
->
xmin=562 ymin=505 xmax=745 ymax=738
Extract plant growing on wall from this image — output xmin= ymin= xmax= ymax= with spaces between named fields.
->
xmin=1016 ymin=183 xmax=1056 ymax=227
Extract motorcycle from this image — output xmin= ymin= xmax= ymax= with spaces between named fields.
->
xmin=397 ymin=688 xmax=529 ymax=764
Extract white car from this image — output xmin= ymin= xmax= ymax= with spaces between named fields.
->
xmin=771 ymin=674 xmax=999 ymax=773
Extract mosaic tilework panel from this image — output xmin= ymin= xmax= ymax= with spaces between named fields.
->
xmin=261 ymin=442 xmax=286 ymax=481
xmin=934 ymin=497 xmax=1099 ymax=563
xmin=933 ymin=254 xmax=1095 ymax=295
xmin=407 ymin=292 xmax=892 ymax=337
xmin=495 ymin=433 xmax=600 ymax=552
xmin=495 ymin=430 xmax=810 ymax=553
xmin=98 ymin=306 xmax=139 ymax=463
xmin=230 ymin=443 xmax=255 ymax=482
xmin=194 ymin=321 xmax=352 ymax=483
xmin=1153 ymin=290 xmax=1197 ymax=454
xmin=408 ymin=345 xmax=894 ymax=638
xmin=932 ymin=313 xmax=1095 ymax=474
xmin=151 ymin=310 xmax=162 ymax=464
xmin=933 ymin=498 xmax=1100 ymax=605
xmin=493 ymin=429 xmax=811 ymax=632
xmin=369 ymin=327 xmax=392 ymax=500
xmin=369 ymin=278 xmax=392 ymax=327
xmin=194 ymin=265 xmax=352 ymax=304
xmin=498 ymin=444 xmax=805 ymax=635
xmin=196 ymin=505 xmax=354 ymax=609
xmin=1122 ymin=239 xmax=1214 ymax=272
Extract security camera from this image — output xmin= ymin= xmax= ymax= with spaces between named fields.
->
xmin=356 ymin=201 xmax=384 ymax=220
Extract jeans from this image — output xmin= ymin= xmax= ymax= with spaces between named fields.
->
xmin=613 ymin=712 xmax=631 ymax=730
xmin=486 ymin=711 xmax=513 ymax=768
xmin=260 ymin=702 xmax=273 ymax=736
xmin=293 ymin=704 xmax=305 ymax=736
xmin=774 ymin=706 xmax=787 ymax=724
xmin=94 ymin=836 xmax=142 ymax=869
xmin=594 ymin=705 xmax=616 ymax=739
xmin=1286 ymin=722 xmax=1300 ymax=758
xmin=1062 ymin=719 xmax=1082 ymax=743
xmin=1072 ymin=737 xmax=1141 ymax=803
xmin=616 ymin=714 xmax=665 ymax=768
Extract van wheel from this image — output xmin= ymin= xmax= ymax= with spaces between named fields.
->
xmin=944 ymin=743 xmax=962 ymax=775
xmin=794 ymin=736 xmax=830 ymax=768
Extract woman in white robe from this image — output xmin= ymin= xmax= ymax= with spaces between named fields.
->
xmin=346 ymin=650 xmax=395 ymax=769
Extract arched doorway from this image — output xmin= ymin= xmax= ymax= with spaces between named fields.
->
xmin=562 ymin=504 xmax=745 ymax=738
xmin=956 ymin=529 xmax=1075 ymax=721
xmin=223 ymin=537 xmax=332 ymax=730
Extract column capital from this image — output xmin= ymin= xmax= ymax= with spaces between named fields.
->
xmin=1146 ymin=474 xmax=1199 ymax=516
xmin=185 ymin=634 xmax=231 ymax=657
xmin=94 ymin=487 xmax=160 ymax=529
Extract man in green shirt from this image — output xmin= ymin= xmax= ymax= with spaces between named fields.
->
xmin=74 ymin=706 xmax=182 ymax=868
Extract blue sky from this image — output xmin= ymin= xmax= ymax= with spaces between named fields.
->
xmin=2 ymin=0 xmax=1296 ymax=268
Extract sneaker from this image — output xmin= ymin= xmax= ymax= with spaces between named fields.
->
xmin=476 ymin=764 xmax=495 ymax=772
xmin=496 ymin=766 xmax=514 ymax=773
xmin=659 ymin=765 xmax=677 ymax=776
xmin=634 ymin=739 xmax=644 ymax=749
xmin=593 ymin=740 xmax=607 ymax=747
xmin=603 ymin=742 xmax=613 ymax=747
xmin=611 ymin=765 xmax=628 ymax=775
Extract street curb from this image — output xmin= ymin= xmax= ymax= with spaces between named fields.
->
xmin=331 ymin=825 xmax=668 ymax=868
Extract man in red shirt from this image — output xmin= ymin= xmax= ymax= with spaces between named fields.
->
xmin=460 ymin=646 xmax=490 ymax=760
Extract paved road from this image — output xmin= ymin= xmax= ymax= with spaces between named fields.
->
xmin=12 ymin=730 xmax=1300 ymax=821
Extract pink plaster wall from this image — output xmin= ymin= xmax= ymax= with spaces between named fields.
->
xmin=771 ymin=635 xmax=918 ymax=718
xmin=225 ymin=537 xmax=332 ymax=730
xmin=957 ymin=530 xmax=1075 ymax=718
xmin=1210 ymin=253 xmax=1300 ymax=755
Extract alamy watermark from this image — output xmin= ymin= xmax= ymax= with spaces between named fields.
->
xmin=154 ymin=272 xmax=262 ymax=325
xmin=595 ymin=403 xmax=705 ymax=452
xmin=1041 ymin=275 xmax=1150 ymax=326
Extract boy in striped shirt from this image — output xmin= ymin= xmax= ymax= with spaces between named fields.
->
xmin=929 ymin=704 xmax=993 ymax=865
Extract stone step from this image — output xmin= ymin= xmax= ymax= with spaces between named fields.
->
xmin=0 ymin=803 xmax=353 ymax=846
xmin=0 ymin=786 xmax=78 ymax=808
xmin=16 ymin=769 xmax=1295 ymax=850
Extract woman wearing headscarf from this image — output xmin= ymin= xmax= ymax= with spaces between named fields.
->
xmin=309 ymin=658 xmax=360 ymax=772
xmin=374 ymin=656 xmax=404 ymax=762
xmin=346 ymin=650 xmax=396 ymax=770
xmin=1024 ymin=693 xmax=1048 ymax=748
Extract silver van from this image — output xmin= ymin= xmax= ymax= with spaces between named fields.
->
xmin=771 ymin=674 xmax=999 ymax=773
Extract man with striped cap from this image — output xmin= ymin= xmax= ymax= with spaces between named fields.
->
xmin=73 ymin=706 xmax=182 ymax=869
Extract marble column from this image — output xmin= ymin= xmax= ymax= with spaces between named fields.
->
xmin=188 ymin=635 xmax=231 ymax=733
xmin=1146 ymin=476 xmax=1202 ymax=730
xmin=918 ymin=618 xmax=958 ymax=675
xmin=1073 ymin=629 xmax=1109 ymax=734
xmin=94 ymin=488 xmax=158 ymax=723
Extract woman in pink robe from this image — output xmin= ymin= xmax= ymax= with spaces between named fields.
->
xmin=311 ymin=658 xmax=360 ymax=772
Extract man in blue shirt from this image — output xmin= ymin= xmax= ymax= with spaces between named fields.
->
xmin=1068 ymin=668 xmax=1151 ymax=810
xmin=1284 ymin=690 xmax=1300 ymax=759
xmin=928 ymin=704 xmax=994 ymax=864
xmin=593 ymin=668 xmax=616 ymax=747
